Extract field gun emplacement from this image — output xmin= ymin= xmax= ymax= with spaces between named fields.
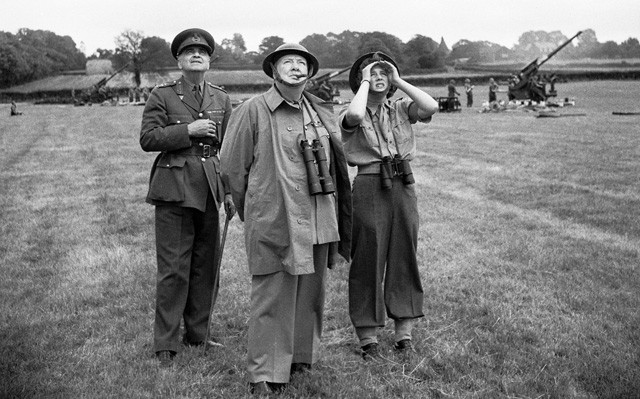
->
xmin=75 ymin=62 xmax=130 ymax=105
xmin=508 ymin=31 xmax=582 ymax=102
xmin=305 ymin=66 xmax=350 ymax=102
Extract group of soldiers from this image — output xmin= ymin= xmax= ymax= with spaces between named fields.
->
xmin=140 ymin=28 xmax=440 ymax=396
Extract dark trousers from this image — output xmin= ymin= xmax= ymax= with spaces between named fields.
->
xmin=153 ymin=193 xmax=220 ymax=353
xmin=349 ymin=175 xmax=424 ymax=328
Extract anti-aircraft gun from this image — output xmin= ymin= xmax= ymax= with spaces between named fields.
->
xmin=508 ymin=31 xmax=582 ymax=102
xmin=305 ymin=66 xmax=350 ymax=102
xmin=75 ymin=62 xmax=130 ymax=105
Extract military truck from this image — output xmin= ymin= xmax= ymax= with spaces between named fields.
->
xmin=508 ymin=31 xmax=583 ymax=102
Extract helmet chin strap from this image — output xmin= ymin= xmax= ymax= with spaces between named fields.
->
xmin=272 ymin=64 xmax=309 ymax=88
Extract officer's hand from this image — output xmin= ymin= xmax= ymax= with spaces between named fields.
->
xmin=188 ymin=119 xmax=217 ymax=139
xmin=224 ymin=194 xmax=236 ymax=220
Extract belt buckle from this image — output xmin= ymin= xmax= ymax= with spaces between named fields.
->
xmin=202 ymin=144 xmax=211 ymax=158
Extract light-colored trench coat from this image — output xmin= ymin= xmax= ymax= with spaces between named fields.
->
xmin=220 ymin=86 xmax=352 ymax=275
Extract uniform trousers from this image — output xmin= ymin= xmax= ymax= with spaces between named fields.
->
xmin=349 ymin=175 xmax=424 ymax=331
xmin=247 ymin=244 xmax=329 ymax=384
xmin=153 ymin=192 xmax=220 ymax=354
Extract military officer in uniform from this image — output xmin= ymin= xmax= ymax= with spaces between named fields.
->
xmin=140 ymin=28 xmax=235 ymax=368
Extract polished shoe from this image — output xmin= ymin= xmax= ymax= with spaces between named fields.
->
xmin=156 ymin=350 xmax=175 ymax=368
xmin=290 ymin=362 xmax=311 ymax=376
xmin=183 ymin=338 xmax=224 ymax=348
xmin=393 ymin=339 xmax=413 ymax=352
xmin=361 ymin=342 xmax=381 ymax=361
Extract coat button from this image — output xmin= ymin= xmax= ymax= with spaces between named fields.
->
xmin=198 ymin=112 xmax=203 ymax=117
xmin=295 ymin=185 xmax=300 ymax=191
xmin=199 ymin=142 xmax=204 ymax=146
xmin=201 ymin=157 xmax=206 ymax=162
xmin=177 ymin=120 xmax=181 ymax=124
xmin=287 ymin=126 xmax=292 ymax=131
xmin=297 ymin=218 xmax=303 ymax=224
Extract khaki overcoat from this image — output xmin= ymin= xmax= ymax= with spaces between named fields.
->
xmin=220 ymin=87 xmax=352 ymax=275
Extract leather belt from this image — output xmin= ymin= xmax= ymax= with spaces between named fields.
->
xmin=172 ymin=144 xmax=218 ymax=158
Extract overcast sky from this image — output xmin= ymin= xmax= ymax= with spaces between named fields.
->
xmin=3 ymin=0 xmax=639 ymax=56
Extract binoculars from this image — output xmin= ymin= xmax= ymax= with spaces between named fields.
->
xmin=301 ymin=139 xmax=335 ymax=195
xmin=380 ymin=155 xmax=415 ymax=190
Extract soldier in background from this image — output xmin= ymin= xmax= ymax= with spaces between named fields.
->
xmin=10 ymin=101 xmax=23 ymax=116
xmin=489 ymin=77 xmax=499 ymax=103
xmin=464 ymin=78 xmax=474 ymax=107
xmin=140 ymin=28 xmax=235 ymax=368
xmin=447 ymin=79 xmax=460 ymax=110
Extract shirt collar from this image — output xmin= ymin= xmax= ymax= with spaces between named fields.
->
xmin=368 ymin=100 xmax=391 ymax=118
xmin=264 ymin=85 xmax=306 ymax=112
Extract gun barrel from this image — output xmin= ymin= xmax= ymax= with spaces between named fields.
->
xmin=537 ymin=31 xmax=583 ymax=68
xmin=313 ymin=66 xmax=350 ymax=83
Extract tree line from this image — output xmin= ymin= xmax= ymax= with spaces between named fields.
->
xmin=1 ymin=28 xmax=639 ymax=89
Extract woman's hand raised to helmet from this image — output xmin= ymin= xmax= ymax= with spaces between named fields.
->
xmin=378 ymin=60 xmax=400 ymax=85
xmin=360 ymin=62 xmax=375 ymax=82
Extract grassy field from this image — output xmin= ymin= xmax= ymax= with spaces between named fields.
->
xmin=1 ymin=81 xmax=639 ymax=398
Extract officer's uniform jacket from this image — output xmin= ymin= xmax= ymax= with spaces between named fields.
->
xmin=141 ymin=76 xmax=232 ymax=211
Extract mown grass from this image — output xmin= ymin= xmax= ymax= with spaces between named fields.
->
xmin=1 ymin=81 xmax=639 ymax=398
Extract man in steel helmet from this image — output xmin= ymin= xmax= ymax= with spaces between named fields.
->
xmin=140 ymin=28 xmax=235 ymax=368
xmin=220 ymin=43 xmax=352 ymax=395
xmin=339 ymin=51 xmax=438 ymax=361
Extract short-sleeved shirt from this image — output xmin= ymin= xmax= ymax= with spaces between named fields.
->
xmin=339 ymin=98 xmax=428 ymax=167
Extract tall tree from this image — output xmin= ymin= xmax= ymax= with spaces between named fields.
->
xmin=257 ymin=36 xmax=285 ymax=67
xmin=358 ymin=31 xmax=404 ymax=62
xmin=619 ymin=37 xmax=640 ymax=58
xmin=0 ymin=32 xmax=30 ymax=87
xmin=404 ymin=34 xmax=440 ymax=70
xmin=0 ymin=29 xmax=86 ymax=88
xmin=258 ymin=36 xmax=285 ymax=56
xmin=140 ymin=36 xmax=174 ymax=70
xmin=300 ymin=33 xmax=332 ymax=67
xmin=327 ymin=30 xmax=361 ymax=66
xmin=114 ymin=29 xmax=144 ymax=86
xmin=221 ymin=33 xmax=248 ymax=63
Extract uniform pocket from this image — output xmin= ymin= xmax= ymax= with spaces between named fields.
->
xmin=148 ymin=155 xmax=186 ymax=202
xmin=206 ymin=109 xmax=225 ymax=125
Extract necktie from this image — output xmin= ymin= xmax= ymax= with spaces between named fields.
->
xmin=193 ymin=84 xmax=202 ymax=106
